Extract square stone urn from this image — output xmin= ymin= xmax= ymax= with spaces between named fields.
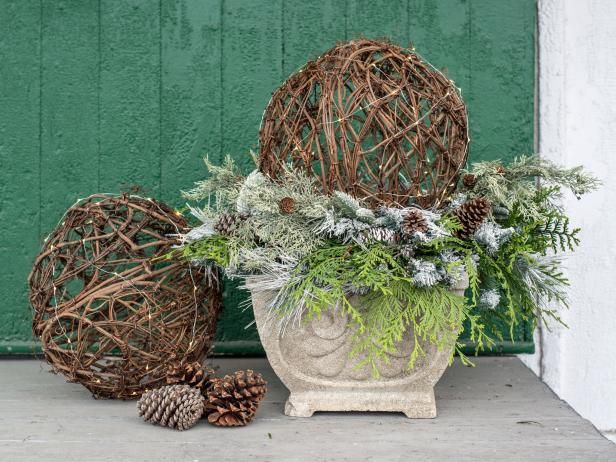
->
xmin=249 ymin=274 xmax=468 ymax=418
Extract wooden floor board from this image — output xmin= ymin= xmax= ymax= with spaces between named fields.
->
xmin=0 ymin=357 xmax=613 ymax=461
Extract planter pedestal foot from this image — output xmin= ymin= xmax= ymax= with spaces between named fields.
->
xmin=285 ymin=394 xmax=315 ymax=417
xmin=284 ymin=389 xmax=437 ymax=418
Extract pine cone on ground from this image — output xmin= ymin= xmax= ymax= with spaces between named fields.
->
xmin=453 ymin=197 xmax=491 ymax=238
xmin=166 ymin=360 xmax=214 ymax=391
xmin=279 ymin=196 xmax=296 ymax=214
xmin=204 ymin=370 xmax=267 ymax=427
xmin=213 ymin=213 xmax=246 ymax=236
xmin=401 ymin=209 xmax=428 ymax=235
xmin=137 ymin=385 xmax=204 ymax=431
xmin=462 ymin=174 xmax=477 ymax=189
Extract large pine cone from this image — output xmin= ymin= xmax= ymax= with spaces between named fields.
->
xmin=453 ymin=197 xmax=491 ymax=238
xmin=166 ymin=361 xmax=214 ymax=391
xmin=213 ymin=213 xmax=246 ymax=236
xmin=137 ymin=385 xmax=204 ymax=431
xmin=205 ymin=370 xmax=267 ymax=427
xmin=401 ymin=209 xmax=428 ymax=236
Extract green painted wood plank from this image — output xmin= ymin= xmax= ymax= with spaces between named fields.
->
xmin=40 ymin=0 xmax=99 ymax=233
xmin=160 ymin=0 xmax=222 ymax=204
xmin=468 ymin=0 xmax=535 ymax=343
xmin=218 ymin=0 xmax=283 ymax=345
xmin=468 ymin=0 xmax=535 ymax=162
xmin=99 ymin=0 xmax=161 ymax=195
xmin=347 ymin=0 xmax=409 ymax=44
xmin=0 ymin=1 xmax=41 ymax=350
xmin=282 ymin=0 xmax=346 ymax=75
xmin=0 ymin=0 xmax=537 ymax=354
xmin=408 ymin=0 xmax=470 ymax=97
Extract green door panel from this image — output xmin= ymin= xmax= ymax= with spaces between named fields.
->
xmin=0 ymin=0 xmax=535 ymax=355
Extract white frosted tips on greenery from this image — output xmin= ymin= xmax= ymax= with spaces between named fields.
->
xmin=464 ymin=154 xmax=599 ymax=221
xmin=355 ymin=207 xmax=377 ymax=222
xmin=479 ymin=289 xmax=501 ymax=310
xmin=236 ymin=170 xmax=268 ymax=214
xmin=182 ymin=155 xmax=243 ymax=205
xmin=448 ymin=192 xmax=468 ymax=209
xmin=183 ymin=223 xmax=215 ymax=244
xmin=473 ymin=221 xmax=515 ymax=254
xmin=408 ymin=259 xmax=442 ymax=287
xmin=313 ymin=210 xmax=372 ymax=243
xmin=331 ymin=191 xmax=362 ymax=216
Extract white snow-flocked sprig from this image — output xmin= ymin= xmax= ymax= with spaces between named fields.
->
xmin=473 ymin=221 xmax=515 ymax=254
xmin=479 ymin=289 xmax=501 ymax=310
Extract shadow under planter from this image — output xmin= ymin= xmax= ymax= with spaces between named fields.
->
xmin=249 ymin=274 xmax=468 ymax=418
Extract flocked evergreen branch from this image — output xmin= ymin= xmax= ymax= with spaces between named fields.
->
xmin=463 ymin=155 xmax=599 ymax=221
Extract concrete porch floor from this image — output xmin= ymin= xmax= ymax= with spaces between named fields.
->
xmin=0 ymin=357 xmax=614 ymax=462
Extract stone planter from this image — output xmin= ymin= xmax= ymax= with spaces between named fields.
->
xmin=249 ymin=274 xmax=468 ymax=418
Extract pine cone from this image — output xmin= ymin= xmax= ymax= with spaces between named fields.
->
xmin=279 ymin=196 xmax=296 ymax=214
xmin=227 ymin=369 xmax=267 ymax=403
xmin=401 ymin=209 xmax=428 ymax=235
xmin=213 ymin=213 xmax=246 ymax=236
xmin=166 ymin=361 xmax=214 ymax=391
xmin=453 ymin=197 xmax=491 ymax=238
xmin=137 ymin=385 xmax=204 ymax=431
xmin=462 ymin=174 xmax=477 ymax=189
xmin=204 ymin=370 xmax=267 ymax=427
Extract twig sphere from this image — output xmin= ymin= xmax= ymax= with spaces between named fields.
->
xmin=259 ymin=39 xmax=469 ymax=208
xmin=28 ymin=194 xmax=221 ymax=399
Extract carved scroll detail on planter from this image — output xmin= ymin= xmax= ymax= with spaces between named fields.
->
xmin=278 ymin=307 xmax=435 ymax=381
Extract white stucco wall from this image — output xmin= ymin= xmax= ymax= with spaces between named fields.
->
xmin=520 ymin=0 xmax=616 ymax=433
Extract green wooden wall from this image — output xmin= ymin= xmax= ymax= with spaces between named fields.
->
xmin=0 ymin=0 xmax=535 ymax=354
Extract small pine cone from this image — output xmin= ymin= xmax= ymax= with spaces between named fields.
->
xmin=453 ymin=197 xmax=491 ymax=238
xmin=204 ymin=370 xmax=267 ymax=427
xmin=462 ymin=174 xmax=477 ymax=189
xmin=213 ymin=213 xmax=246 ymax=236
xmin=166 ymin=361 xmax=214 ymax=391
xmin=226 ymin=369 xmax=267 ymax=403
xmin=137 ymin=385 xmax=204 ymax=431
xmin=402 ymin=209 xmax=428 ymax=235
xmin=279 ymin=196 xmax=296 ymax=214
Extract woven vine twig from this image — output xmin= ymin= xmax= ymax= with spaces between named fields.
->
xmin=28 ymin=194 xmax=221 ymax=399
xmin=259 ymin=39 xmax=469 ymax=209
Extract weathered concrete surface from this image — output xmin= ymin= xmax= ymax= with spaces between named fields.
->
xmin=0 ymin=357 xmax=614 ymax=462
xmin=250 ymin=276 xmax=468 ymax=418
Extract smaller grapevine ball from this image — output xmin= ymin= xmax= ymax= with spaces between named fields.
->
xmin=28 ymin=194 xmax=221 ymax=399
xmin=259 ymin=39 xmax=469 ymax=208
